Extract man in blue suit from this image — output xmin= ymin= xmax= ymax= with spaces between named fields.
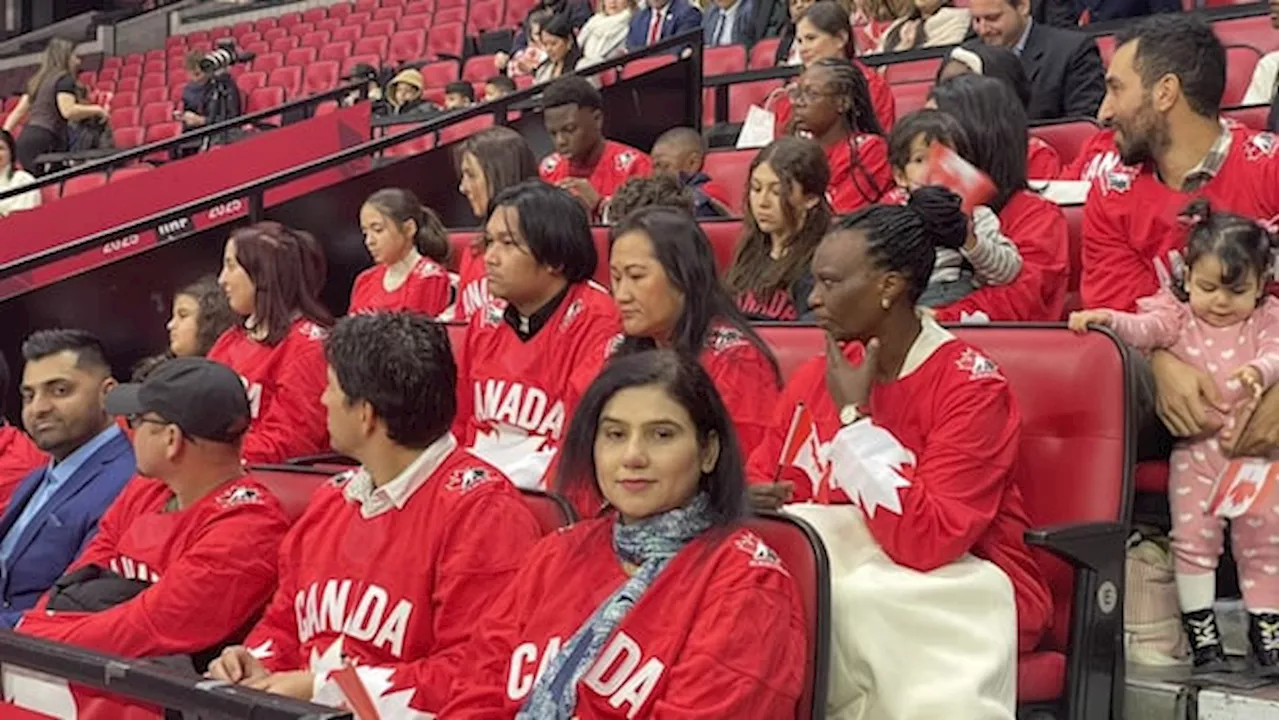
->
xmin=0 ymin=329 xmax=134 ymax=627
xmin=703 ymin=0 xmax=756 ymax=47
xmin=626 ymin=0 xmax=702 ymax=52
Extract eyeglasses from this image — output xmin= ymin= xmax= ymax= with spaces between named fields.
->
xmin=127 ymin=414 xmax=172 ymax=430
xmin=787 ymin=84 xmax=840 ymax=105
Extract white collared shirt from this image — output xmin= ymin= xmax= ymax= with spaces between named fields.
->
xmin=342 ymin=433 xmax=458 ymax=518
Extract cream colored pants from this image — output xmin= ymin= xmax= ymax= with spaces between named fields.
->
xmin=784 ymin=503 xmax=1018 ymax=720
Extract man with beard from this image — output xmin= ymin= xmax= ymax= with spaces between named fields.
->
xmin=1081 ymin=13 xmax=1278 ymax=313
xmin=0 ymin=330 xmax=134 ymax=627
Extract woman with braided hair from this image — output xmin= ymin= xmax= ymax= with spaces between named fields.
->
xmin=747 ymin=187 xmax=1051 ymax=718
xmin=790 ymin=57 xmax=891 ymax=213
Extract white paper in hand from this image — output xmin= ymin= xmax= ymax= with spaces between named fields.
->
xmin=737 ymin=105 xmax=776 ymax=149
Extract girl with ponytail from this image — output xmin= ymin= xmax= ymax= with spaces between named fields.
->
xmin=347 ymin=187 xmax=454 ymax=317
xmin=745 ymin=187 xmax=1052 ymax=715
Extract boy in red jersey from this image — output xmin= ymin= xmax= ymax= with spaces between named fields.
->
xmin=208 ymin=313 xmax=542 ymax=716
xmin=6 ymin=358 xmax=289 ymax=720
xmin=455 ymin=181 xmax=621 ymax=490
xmin=538 ymin=76 xmax=652 ymax=222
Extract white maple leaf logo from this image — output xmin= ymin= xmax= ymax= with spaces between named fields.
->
xmin=832 ymin=421 xmax=915 ymax=518
xmin=310 ymin=638 xmax=433 ymax=719
xmin=469 ymin=425 xmax=556 ymax=490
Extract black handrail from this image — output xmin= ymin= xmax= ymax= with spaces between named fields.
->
xmin=0 ymin=630 xmax=350 ymax=719
xmin=0 ymin=76 xmax=367 ymax=204
xmin=0 ymin=29 xmax=706 ymax=279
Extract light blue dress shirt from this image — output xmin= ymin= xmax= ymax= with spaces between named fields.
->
xmin=0 ymin=424 xmax=122 ymax=567
xmin=1013 ymin=18 xmax=1033 ymax=56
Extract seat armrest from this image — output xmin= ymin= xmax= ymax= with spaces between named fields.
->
xmin=1025 ymin=521 xmax=1128 ymax=573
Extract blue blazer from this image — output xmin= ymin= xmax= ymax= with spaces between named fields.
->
xmin=626 ymin=0 xmax=703 ymax=51
xmin=702 ymin=0 xmax=755 ymax=46
xmin=0 ymin=430 xmax=134 ymax=627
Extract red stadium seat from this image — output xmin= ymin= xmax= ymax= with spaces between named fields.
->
xmin=329 ymin=2 xmax=352 ymax=20
xmin=98 ymin=66 xmax=120 ymax=83
xmin=435 ymin=7 xmax=467 ymax=24
xmin=61 ymin=172 xmax=109 ymax=197
xmin=40 ymin=183 xmax=61 ymax=205
xmin=355 ymin=0 xmax=378 ymax=10
xmin=112 ymin=91 xmax=139 ymax=108
xmin=467 ymin=0 xmax=504 ymax=36
xmin=504 ymin=0 xmax=538 ymax=28
xmin=727 ymin=78 xmax=783 ymax=124
xmin=1095 ymin=34 xmax=1116 ymax=66
xmin=1224 ymin=103 xmax=1270 ymax=130
xmin=118 ymin=77 xmax=141 ymax=92
xmin=144 ymin=48 xmax=165 ymax=62
xmin=248 ymin=465 xmax=330 ymax=521
xmin=110 ymin=107 xmax=140 ymax=128
xmin=109 ymin=165 xmax=154 ymax=183
xmin=314 ymin=100 xmax=340 ymax=116
xmin=1223 ymin=45 xmax=1262 ymax=107
xmin=143 ymin=59 xmax=165 ymax=75
xmin=420 ymin=59 xmax=460 ymax=87
xmin=389 ymin=30 xmax=427 ymax=64
xmin=252 ymin=52 xmax=284 ymax=74
xmin=1062 ymin=204 xmax=1083 ymax=313
xmin=881 ymin=57 xmax=941 ymax=84
xmin=236 ymin=71 xmax=268 ymax=96
xmin=277 ymin=11 xmax=303 ymax=28
xmin=374 ymin=6 xmax=404 ymax=21
xmin=263 ymin=27 xmax=288 ymax=43
xmin=102 ymin=56 xmax=123 ymax=69
xmin=243 ymin=41 xmax=270 ymax=57
xmin=140 ymin=86 xmax=169 ymax=105
xmin=440 ymin=115 xmax=494 ymax=145
xmin=141 ymin=73 xmax=166 ymax=90
xmin=402 ymin=13 xmax=433 ymax=30
xmin=621 ymin=55 xmax=676 ymax=79
xmin=210 ymin=26 xmax=232 ymax=41
xmin=333 ymin=24 xmax=362 ymax=44
xmin=316 ymin=18 xmax=342 ymax=33
xmin=302 ymin=7 xmax=327 ymax=23
xmin=254 ymin=17 xmax=279 ymax=32
xmin=301 ymin=30 xmax=331 ymax=48
xmin=303 ymin=61 xmax=341 ymax=95
xmin=383 ymin=131 xmax=437 ymax=158
xmin=702 ymin=150 xmax=754 ymax=217
xmin=353 ymin=36 xmax=390 ymax=58
xmin=320 ymin=41 xmax=354 ymax=63
xmin=704 ymin=45 xmax=748 ymax=76
xmin=749 ymin=37 xmax=781 ymax=69
xmin=185 ymin=32 xmax=208 ymax=45
xmin=366 ymin=19 xmax=395 ymax=37
xmin=1214 ymin=14 xmax=1278 ymax=53
xmin=119 ymin=63 xmax=143 ymax=79
xmin=232 ymin=21 xmax=254 ymax=36
xmin=698 ymin=219 xmax=741 ymax=270
xmin=164 ymin=36 xmax=185 ymax=50
xmin=520 ymin=489 xmax=577 ymax=534
xmin=286 ymin=47 xmax=319 ymax=66
xmin=426 ymin=23 xmax=465 ymax=60
xmin=270 ymin=36 xmax=301 ymax=54
xmin=144 ymin=121 xmax=181 ymax=144
xmin=407 ymin=0 xmax=434 ymax=13
xmin=891 ymin=80 xmax=932 ymax=116
xmin=141 ymin=101 xmax=175 ymax=126
xmin=247 ymin=86 xmax=287 ymax=114
xmin=268 ymin=66 xmax=303 ymax=98
xmin=463 ymin=54 xmax=497 ymax=82
xmin=288 ymin=22 xmax=316 ymax=39
xmin=345 ymin=11 xmax=373 ymax=25
xmin=1029 ymin=118 xmax=1099 ymax=166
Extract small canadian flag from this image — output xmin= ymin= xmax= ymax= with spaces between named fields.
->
xmin=779 ymin=404 xmax=833 ymax=504
xmin=1206 ymin=459 xmax=1278 ymax=519
xmin=331 ymin=665 xmax=382 ymax=720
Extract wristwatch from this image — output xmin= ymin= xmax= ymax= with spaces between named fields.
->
xmin=839 ymin=403 xmax=866 ymax=426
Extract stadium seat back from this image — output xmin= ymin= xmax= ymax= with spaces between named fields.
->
xmin=114 ymin=126 xmax=144 ymax=148
xmin=1029 ymin=119 xmax=1099 ymax=165
xmin=366 ymin=19 xmax=395 ymax=37
xmin=141 ymin=73 xmax=166 ymax=90
xmin=333 ymin=25 xmax=362 ymax=44
xmin=421 ymin=59 xmax=461 ymax=87
xmin=301 ymin=30 xmax=331 ymax=48
xmin=270 ymin=37 xmax=301 ymax=55
xmin=353 ymin=36 xmax=390 ymax=58
xmin=144 ymin=121 xmax=181 ymax=145
xmin=1224 ymin=103 xmax=1269 ymax=130
xmin=402 ymin=13 xmax=433 ymax=30
xmin=881 ymin=57 xmax=940 ymax=84
xmin=427 ymin=23 xmax=465 ymax=59
xmin=236 ymin=71 xmax=268 ymax=96
xmin=702 ymin=149 xmax=754 ymax=215
xmin=728 ymin=78 xmax=783 ymax=124
xmin=407 ymin=0 xmax=434 ymax=12
xmin=744 ymin=512 xmax=830 ymax=720
xmin=61 ymin=173 xmax=109 ymax=197
xmin=109 ymin=165 xmax=153 ymax=183
xmin=143 ymin=59 xmax=165 ymax=75
xmin=302 ymin=7 xmax=328 ymax=23
xmin=278 ymin=11 xmax=303 ymax=28
xmin=520 ymin=489 xmax=577 ymax=535
xmin=374 ymin=6 xmax=405 ymax=21
xmin=286 ymin=47 xmax=318 ymax=67
xmin=141 ymin=101 xmax=175 ymax=126
xmin=289 ymin=22 xmax=316 ymax=39
xmin=1214 ymin=14 xmax=1279 ymax=53
xmin=263 ymin=27 xmax=288 ymax=43
xmin=249 ymin=465 xmax=333 ymax=521
xmin=389 ymin=30 xmax=427 ymax=64
xmin=1223 ymin=45 xmax=1262 ymax=107
xmin=704 ymin=45 xmax=747 ymax=76
xmin=1063 ymin=204 xmax=1083 ymax=313
xmin=110 ymin=107 xmax=141 ymax=128
xmin=891 ymin=80 xmax=932 ymax=116
xmin=621 ymin=55 xmax=676 ymax=80
xmin=254 ymin=17 xmax=278 ymax=32
xmin=320 ymin=41 xmax=353 ymax=63
xmin=463 ymin=54 xmax=497 ymax=82
xmin=268 ymin=67 xmax=303 ymax=98
xmin=749 ymin=37 xmax=781 ymax=69
xmin=252 ymin=53 xmax=284 ymax=74
xmin=304 ymin=61 xmax=341 ymax=95
xmin=698 ymin=220 xmax=742 ymax=272
xmin=119 ymin=64 xmax=143 ymax=79
xmin=118 ymin=77 xmax=141 ymax=92
xmin=247 ymin=86 xmax=286 ymax=114
xmin=467 ymin=0 xmax=504 ymax=37
xmin=439 ymin=115 xmax=494 ymax=145
xmin=141 ymin=86 xmax=169 ymax=105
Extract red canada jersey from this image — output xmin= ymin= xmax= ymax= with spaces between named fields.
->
xmin=0 ymin=426 xmax=43 ymax=517
xmin=207 ymin=319 xmax=330 ymax=464
xmin=825 ymin=133 xmax=891 ymax=214
xmin=1027 ymin=136 xmax=1063 ymax=179
xmin=539 ymin=140 xmax=652 ymax=220
xmin=245 ymin=447 xmax=543 ymax=717
xmin=933 ymin=190 xmax=1069 ymax=323
xmin=772 ymin=60 xmax=896 ymax=138
xmin=1059 ymin=128 xmax=1130 ymax=182
xmin=452 ymin=248 xmax=491 ymax=322
xmin=442 ymin=519 xmax=807 ymax=719
xmin=454 ymin=282 xmax=620 ymax=489
xmin=746 ymin=329 xmax=1051 ymax=651
xmin=348 ymin=258 xmax=452 ymax=317
xmin=1082 ymin=127 xmax=1279 ymax=312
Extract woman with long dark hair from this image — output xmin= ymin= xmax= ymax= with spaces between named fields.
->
xmin=724 ymin=137 xmax=832 ymax=321
xmin=209 ymin=222 xmax=335 ymax=463
xmin=533 ymin=12 xmax=585 ymax=83
xmin=610 ymin=206 xmax=782 ymax=450
xmin=454 ymin=127 xmax=540 ymax=320
xmin=927 ymin=74 xmax=1069 ymax=322
xmin=444 ymin=350 xmax=806 ymax=718
xmin=347 ymin=188 xmax=453 ymax=317
xmin=2 ymin=38 xmax=108 ymax=175
xmin=790 ymin=57 xmax=890 ymax=212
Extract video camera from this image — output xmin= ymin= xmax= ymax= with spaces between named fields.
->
xmin=199 ymin=41 xmax=256 ymax=74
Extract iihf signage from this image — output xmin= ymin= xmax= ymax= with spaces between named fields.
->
xmin=156 ymin=215 xmax=194 ymax=244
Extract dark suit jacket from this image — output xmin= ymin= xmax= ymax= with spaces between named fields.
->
xmin=703 ymin=0 xmax=756 ymax=46
xmin=0 ymin=430 xmax=134 ymax=627
xmin=988 ymin=22 xmax=1104 ymax=121
xmin=626 ymin=0 xmax=703 ymax=50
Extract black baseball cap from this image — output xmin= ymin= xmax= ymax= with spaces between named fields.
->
xmin=105 ymin=357 xmax=251 ymax=443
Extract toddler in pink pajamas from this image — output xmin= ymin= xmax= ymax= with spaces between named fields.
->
xmin=1071 ymin=201 xmax=1279 ymax=675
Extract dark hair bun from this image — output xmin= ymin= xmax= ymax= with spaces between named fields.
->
xmin=907 ymin=185 xmax=967 ymax=251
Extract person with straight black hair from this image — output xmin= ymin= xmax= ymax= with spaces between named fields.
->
xmin=348 ymin=188 xmax=453 ymax=317
xmin=209 ymin=222 xmax=335 ymax=464
xmin=444 ymin=349 xmax=806 ymax=718
xmin=747 ymin=189 xmax=1051 ymax=717
xmin=210 ymin=312 xmax=541 ymax=714
xmin=539 ymin=75 xmax=652 ymax=221
xmin=0 ymin=329 xmax=134 ymax=627
xmin=610 ymin=207 xmax=782 ymax=454
xmin=483 ymin=75 xmax=518 ymax=101
xmin=926 ymin=74 xmax=1069 ymax=322
xmin=444 ymin=81 xmax=476 ymax=109
xmin=0 ymin=351 xmax=43 ymax=515
xmin=533 ymin=12 xmax=584 ymax=83
xmin=453 ymin=180 xmax=621 ymax=490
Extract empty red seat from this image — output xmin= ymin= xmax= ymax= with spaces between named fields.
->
xmin=61 ymin=173 xmax=108 ymax=197
xmin=110 ymin=107 xmax=141 ymax=128
xmin=118 ymin=64 xmax=143 ymax=79
xmin=301 ymin=30 xmax=331 ymax=48
xmin=277 ymin=11 xmax=303 ymax=28
xmin=355 ymin=0 xmax=378 ymax=10
xmin=389 ymin=30 xmax=426 ymax=64
xmin=427 ymin=23 xmax=465 ymax=59
xmin=1223 ymin=44 xmax=1262 ymax=107
xmin=288 ymin=22 xmax=315 ymax=38
xmin=141 ymin=73 xmax=166 ymax=90
xmin=247 ymin=86 xmax=287 ymax=114
xmin=420 ymin=59 xmax=460 ymax=87
xmin=621 ymin=55 xmax=676 ymax=79
xmin=232 ymin=21 xmax=254 ymax=36
xmin=143 ymin=59 xmax=165 ymax=74
xmin=141 ymin=101 xmax=175 ymax=126
xmin=270 ymin=36 xmax=300 ymax=54
xmin=463 ymin=54 xmax=497 ymax=82
xmin=328 ymin=3 xmax=351 ymax=20
xmin=749 ymin=37 xmax=781 ymax=69
xmin=437 ymin=0 xmax=467 ymax=10
xmin=99 ymin=67 xmax=120 ymax=82
xmin=140 ymin=86 xmax=168 ymax=106
xmin=185 ymin=31 xmax=208 ymax=44
xmin=704 ymin=45 xmax=747 ymax=76
xmin=439 ymin=114 xmax=493 ymax=145
xmin=144 ymin=121 xmax=181 ymax=147
xmin=365 ymin=19 xmax=395 ymax=37
xmin=467 ymin=0 xmax=504 ymax=36
xmin=503 ymin=0 xmax=537 ymax=27
xmin=434 ymin=6 xmax=467 ymax=24
xmin=302 ymin=7 xmax=327 ymax=23
xmin=286 ymin=47 xmax=318 ymax=66
xmin=236 ymin=71 xmax=267 ymax=96
xmin=725 ymin=79 xmax=781 ymax=123
xmin=891 ymin=80 xmax=932 ymax=116
xmin=702 ymin=149 xmax=754 ymax=216
xmin=254 ymin=17 xmax=278 ymax=32
xmin=110 ymin=165 xmax=153 ymax=183
xmin=114 ymin=126 xmax=144 ymax=148
xmin=243 ymin=41 xmax=269 ymax=56
xmin=882 ymin=56 xmax=941 ymax=84
xmin=374 ymin=7 xmax=404 ymax=21
xmin=406 ymin=0 xmax=433 ymax=12
xmin=118 ymin=77 xmax=141 ymax=92
xmin=320 ymin=41 xmax=353 ymax=63
xmin=344 ymin=11 xmax=373 ymax=25
xmin=333 ymin=25 xmax=362 ymax=44
xmin=402 ymin=12 xmax=432 ymax=30
xmin=268 ymin=66 xmax=303 ymax=98
xmin=303 ymin=61 xmax=341 ymax=95
xmin=354 ymin=36 xmax=390 ymax=57
xmin=314 ymin=100 xmax=340 ymax=116
xmin=1030 ymin=118 xmax=1099 ymax=163
xmin=252 ymin=53 xmax=284 ymax=74
xmin=1214 ymin=14 xmax=1278 ymax=53
xmin=164 ymin=36 xmax=185 ymax=50
xmin=316 ymin=17 xmax=342 ymax=33
xmin=263 ymin=27 xmax=288 ymax=43
xmin=102 ymin=56 xmax=123 ymax=69
xmin=113 ymin=91 xmax=139 ymax=107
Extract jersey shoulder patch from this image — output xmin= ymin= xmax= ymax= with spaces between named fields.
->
xmin=297 ymin=321 xmax=330 ymax=342
xmin=953 ymin=346 xmax=1004 ymax=382
xmin=217 ymin=484 xmax=265 ymax=508
xmin=445 ymin=464 xmax=499 ymax=494
xmin=1244 ymin=131 xmax=1278 ymax=162
xmin=1097 ymin=166 xmax=1138 ymax=196
xmin=613 ymin=147 xmax=638 ymax=172
xmin=732 ymin=530 xmax=790 ymax=576
xmin=706 ymin=325 xmax=749 ymax=354
xmin=414 ymin=259 xmax=446 ymax=279
xmin=540 ymin=153 xmax=564 ymax=175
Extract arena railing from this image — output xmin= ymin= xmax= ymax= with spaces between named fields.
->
xmin=0 ymin=30 xmax=705 ymax=286
xmin=0 ymin=630 xmax=351 ymax=718
xmin=0 ymin=76 xmax=368 ymax=205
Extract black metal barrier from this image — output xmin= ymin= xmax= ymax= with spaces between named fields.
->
xmin=0 ymin=630 xmax=350 ymax=719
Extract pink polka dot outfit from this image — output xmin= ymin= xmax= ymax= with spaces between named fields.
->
xmin=1103 ymin=291 xmax=1279 ymax=613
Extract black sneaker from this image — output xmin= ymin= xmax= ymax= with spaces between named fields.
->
xmin=1183 ymin=609 xmax=1231 ymax=673
xmin=1248 ymin=612 xmax=1278 ymax=678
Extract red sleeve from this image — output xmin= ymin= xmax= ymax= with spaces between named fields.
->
xmin=19 ymin=502 xmax=288 ymax=658
xmin=243 ymin=503 xmax=312 ymax=673
xmin=406 ymin=268 xmax=453 ymax=318
xmin=745 ymin=360 xmax=821 ymax=502
xmin=451 ymin=314 xmax=480 ymax=445
xmin=827 ymin=136 xmax=891 ymax=214
xmin=859 ymin=61 xmax=896 ymax=134
xmin=1027 ymin=139 xmax=1063 ymax=179
xmin=566 ymin=312 xmax=622 ymax=410
xmin=359 ymin=486 xmax=543 ymax=712
xmin=1079 ymin=181 xmax=1152 ymax=311
xmin=771 ymin=92 xmax=793 ymax=137
xmin=641 ymin=563 xmax=805 ymax=719
xmin=240 ymin=336 xmax=330 ymax=464
xmin=346 ymin=269 xmax=373 ymax=315
xmin=934 ymin=196 xmax=1068 ymax=322
xmin=828 ymin=374 xmax=1019 ymax=572
xmin=711 ymin=346 xmax=781 ymax=455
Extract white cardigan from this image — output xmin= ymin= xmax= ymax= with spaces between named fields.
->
xmin=0 ymin=169 xmax=40 ymax=217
